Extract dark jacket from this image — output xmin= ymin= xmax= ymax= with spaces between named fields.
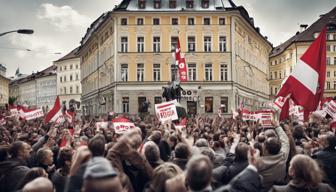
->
xmin=64 ymin=163 xmax=87 ymax=192
xmin=172 ymin=157 xmax=188 ymax=170
xmin=214 ymin=165 xmax=262 ymax=192
xmin=159 ymin=140 xmax=171 ymax=162
xmin=312 ymin=147 xmax=336 ymax=189
xmin=270 ymin=181 xmax=335 ymax=192
xmin=52 ymin=169 xmax=68 ymax=192
xmin=213 ymin=160 xmax=249 ymax=187
xmin=0 ymin=159 xmax=30 ymax=192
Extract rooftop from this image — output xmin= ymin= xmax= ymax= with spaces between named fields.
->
xmin=9 ymin=65 xmax=57 ymax=85
xmin=271 ymin=6 xmax=336 ymax=57
xmin=114 ymin=0 xmax=237 ymax=11
xmin=54 ymin=47 xmax=80 ymax=62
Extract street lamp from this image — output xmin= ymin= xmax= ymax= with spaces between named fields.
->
xmin=0 ymin=29 xmax=34 ymax=37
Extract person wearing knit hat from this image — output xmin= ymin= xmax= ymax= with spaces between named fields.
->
xmin=82 ymin=157 xmax=123 ymax=192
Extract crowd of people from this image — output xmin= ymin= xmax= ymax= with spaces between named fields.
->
xmin=0 ymin=107 xmax=335 ymax=192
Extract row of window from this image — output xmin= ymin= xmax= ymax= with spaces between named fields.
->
xmin=137 ymin=0 xmax=210 ymax=9
xmin=122 ymin=95 xmax=228 ymax=114
xmin=120 ymin=63 xmax=228 ymax=81
xmin=327 ymin=45 xmax=336 ymax=52
xmin=121 ymin=17 xmax=225 ymax=26
xmin=271 ymin=54 xmax=292 ymax=66
xmin=327 ymin=33 xmax=336 ymax=40
xmin=326 ymin=71 xmax=336 ymax=78
xmin=326 ymin=81 xmax=336 ymax=90
xmin=58 ymin=64 xmax=79 ymax=71
xmin=327 ymin=57 xmax=336 ymax=65
xmin=270 ymin=70 xmax=287 ymax=80
xmin=60 ymin=86 xmax=80 ymax=94
xmin=60 ymin=74 xmax=80 ymax=82
xmin=120 ymin=36 xmax=227 ymax=53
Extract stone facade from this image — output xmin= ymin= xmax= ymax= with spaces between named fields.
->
xmin=54 ymin=48 xmax=82 ymax=113
xmin=79 ymin=0 xmax=272 ymax=116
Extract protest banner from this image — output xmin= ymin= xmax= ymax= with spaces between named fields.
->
xmin=242 ymin=109 xmax=251 ymax=121
xmin=24 ymin=109 xmax=44 ymax=121
xmin=10 ymin=108 xmax=18 ymax=116
xmin=155 ymin=100 xmax=178 ymax=123
xmin=325 ymin=100 xmax=336 ymax=118
xmin=95 ymin=122 xmax=109 ymax=130
xmin=259 ymin=111 xmax=273 ymax=128
xmin=112 ymin=117 xmax=135 ymax=134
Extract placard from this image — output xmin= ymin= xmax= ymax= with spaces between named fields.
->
xmin=155 ymin=100 xmax=178 ymax=123
xmin=96 ymin=122 xmax=108 ymax=130
xmin=10 ymin=108 xmax=18 ymax=116
xmin=325 ymin=100 xmax=336 ymax=118
xmin=259 ymin=112 xmax=273 ymax=128
xmin=112 ymin=117 xmax=135 ymax=134
xmin=25 ymin=109 xmax=44 ymax=120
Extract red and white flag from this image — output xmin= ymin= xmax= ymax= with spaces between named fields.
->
xmin=175 ymin=38 xmax=181 ymax=66
xmin=65 ymin=110 xmax=75 ymax=124
xmin=178 ymin=57 xmax=188 ymax=82
xmin=45 ymin=96 xmax=62 ymax=123
xmin=277 ymin=27 xmax=327 ymax=119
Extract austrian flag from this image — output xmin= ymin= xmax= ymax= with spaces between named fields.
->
xmin=277 ymin=27 xmax=327 ymax=118
xmin=44 ymin=96 xmax=63 ymax=123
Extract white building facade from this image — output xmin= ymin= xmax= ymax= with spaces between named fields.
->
xmin=54 ymin=48 xmax=82 ymax=113
xmin=9 ymin=66 xmax=57 ymax=111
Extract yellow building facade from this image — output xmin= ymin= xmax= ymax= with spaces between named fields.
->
xmin=270 ymin=8 xmax=336 ymax=99
xmin=79 ymin=0 xmax=271 ymax=116
xmin=0 ymin=75 xmax=9 ymax=106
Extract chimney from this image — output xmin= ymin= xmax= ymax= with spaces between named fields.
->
xmin=256 ymin=27 xmax=260 ymax=33
xmin=250 ymin=17 xmax=254 ymax=25
xmin=300 ymin=24 xmax=308 ymax=32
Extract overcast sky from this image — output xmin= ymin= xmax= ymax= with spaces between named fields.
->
xmin=0 ymin=0 xmax=335 ymax=77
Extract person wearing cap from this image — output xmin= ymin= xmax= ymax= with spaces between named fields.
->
xmin=82 ymin=157 xmax=123 ymax=192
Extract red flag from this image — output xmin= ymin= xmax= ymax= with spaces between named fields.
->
xmin=44 ymin=96 xmax=62 ymax=123
xmin=178 ymin=57 xmax=188 ymax=82
xmin=175 ymin=38 xmax=181 ymax=65
xmin=279 ymin=97 xmax=290 ymax=121
xmin=277 ymin=27 xmax=326 ymax=119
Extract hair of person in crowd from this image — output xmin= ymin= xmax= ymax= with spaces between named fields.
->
xmin=147 ymin=162 xmax=183 ymax=192
xmin=264 ymin=137 xmax=281 ymax=155
xmin=148 ymin=131 xmax=162 ymax=146
xmin=57 ymin=146 xmax=73 ymax=174
xmin=186 ymin=155 xmax=213 ymax=191
xmin=79 ymin=135 xmax=89 ymax=146
xmin=9 ymin=141 xmax=32 ymax=161
xmin=36 ymin=147 xmax=54 ymax=166
xmin=88 ymin=134 xmax=106 ymax=157
xmin=22 ymin=177 xmax=53 ymax=192
xmin=174 ymin=143 xmax=191 ymax=159
xmin=195 ymin=138 xmax=209 ymax=148
xmin=289 ymin=154 xmax=323 ymax=187
xmin=167 ymin=135 xmax=178 ymax=148
xmin=18 ymin=167 xmax=48 ymax=190
xmin=144 ymin=141 xmax=161 ymax=164
xmin=235 ymin=142 xmax=249 ymax=162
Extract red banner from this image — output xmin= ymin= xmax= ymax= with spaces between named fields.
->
xmin=178 ymin=57 xmax=188 ymax=82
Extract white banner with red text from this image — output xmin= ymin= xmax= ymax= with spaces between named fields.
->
xmin=155 ymin=100 xmax=179 ymax=123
